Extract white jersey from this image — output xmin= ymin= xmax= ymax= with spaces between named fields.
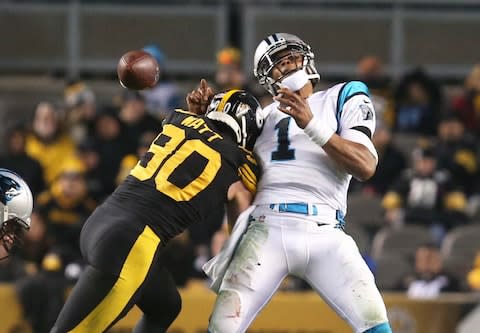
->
xmin=253 ymin=81 xmax=378 ymax=215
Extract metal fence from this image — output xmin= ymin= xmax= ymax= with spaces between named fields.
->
xmin=0 ymin=2 xmax=227 ymax=77
xmin=242 ymin=5 xmax=480 ymax=80
xmin=1 ymin=1 xmax=479 ymax=79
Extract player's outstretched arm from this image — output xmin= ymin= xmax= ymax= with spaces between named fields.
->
xmin=186 ymin=79 xmax=215 ymax=115
xmin=226 ymin=181 xmax=254 ymax=232
xmin=321 ymin=136 xmax=377 ymax=181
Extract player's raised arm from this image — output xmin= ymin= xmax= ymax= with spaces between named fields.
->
xmin=275 ymin=85 xmax=377 ymax=181
xmin=226 ymin=181 xmax=254 ymax=232
xmin=186 ymin=79 xmax=215 ymax=115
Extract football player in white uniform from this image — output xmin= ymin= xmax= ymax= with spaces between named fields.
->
xmin=207 ymin=33 xmax=392 ymax=333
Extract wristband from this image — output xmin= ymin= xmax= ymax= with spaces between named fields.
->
xmin=303 ymin=116 xmax=335 ymax=147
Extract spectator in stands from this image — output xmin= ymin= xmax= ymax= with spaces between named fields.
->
xmin=142 ymin=44 xmax=181 ymax=120
xmin=0 ymin=245 xmax=27 ymax=282
xmin=214 ymin=46 xmax=275 ymax=108
xmin=21 ymin=211 xmax=49 ymax=267
xmin=215 ymin=47 xmax=247 ymax=91
xmin=0 ymin=125 xmax=44 ymax=195
xmin=34 ymin=158 xmax=96 ymax=264
xmin=25 ymin=102 xmax=76 ymax=185
xmin=352 ymin=120 xmax=407 ymax=195
xmin=356 ymin=56 xmax=394 ymax=128
xmin=117 ymin=90 xmax=163 ymax=154
xmin=393 ymin=68 xmax=443 ymax=135
xmin=92 ymin=106 xmax=131 ymax=194
xmin=64 ymin=80 xmax=97 ymax=144
xmin=467 ymin=251 xmax=480 ymax=291
xmin=159 ymin=231 xmax=196 ymax=287
xmin=382 ymin=146 xmax=468 ymax=241
xmin=399 ymin=243 xmax=459 ymax=298
xmin=451 ymin=64 xmax=480 ymax=133
xmin=76 ymin=138 xmax=107 ymax=201
xmin=16 ymin=251 xmax=70 ymax=333
xmin=115 ymin=130 xmax=156 ymax=185
xmin=436 ymin=112 xmax=478 ymax=195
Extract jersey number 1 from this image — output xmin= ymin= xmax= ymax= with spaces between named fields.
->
xmin=271 ymin=117 xmax=295 ymax=161
xmin=130 ymin=124 xmax=221 ymax=201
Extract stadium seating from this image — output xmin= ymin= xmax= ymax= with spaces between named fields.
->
xmin=371 ymin=225 xmax=435 ymax=260
xmin=346 ymin=193 xmax=384 ymax=229
xmin=441 ymin=225 xmax=480 ymax=259
xmin=374 ymin=253 xmax=412 ymax=290
xmin=391 ymin=133 xmax=436 ymax=161
xmin=442 ymin=255 xmax=473 ymax=291
xmin=344 ymin=223 xmax=370 ymax=255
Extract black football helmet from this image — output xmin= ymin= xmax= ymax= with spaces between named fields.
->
xmin=206 ymin=90 xmax=264 ymax=151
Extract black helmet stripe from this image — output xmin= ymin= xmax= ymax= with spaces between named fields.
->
xmin=262 ymin=34 xmax=279 ymax=47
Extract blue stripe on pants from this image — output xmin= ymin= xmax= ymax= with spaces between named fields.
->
xmin=363 ymin=322 xmax=392 ymax=333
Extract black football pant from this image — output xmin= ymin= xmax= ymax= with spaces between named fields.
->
xmin=50 ymin=204 xmax=181 ymax=333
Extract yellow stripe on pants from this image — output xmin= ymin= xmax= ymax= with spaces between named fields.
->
xmin=70 ymin=225 xmax=160 ymax=333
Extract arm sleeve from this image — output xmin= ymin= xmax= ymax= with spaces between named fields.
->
xmin=336 ymin=82 xmax=378 ymax=162
xmin=237 ymin=150 xmax=260 ymax=193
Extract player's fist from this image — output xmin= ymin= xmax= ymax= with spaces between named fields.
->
xmin=186 ymin=79 xmax=215 ymax=115
xmin=274 ymin=87 xmax=313 ymax=129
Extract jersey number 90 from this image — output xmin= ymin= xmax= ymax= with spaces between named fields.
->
xmin=130 ymin=124 xmax=221 ymax=201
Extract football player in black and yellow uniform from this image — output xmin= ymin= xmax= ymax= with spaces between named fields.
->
xmin=50 ymin=89 xmax=264 ymax=333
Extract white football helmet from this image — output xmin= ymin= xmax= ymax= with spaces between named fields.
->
xmin=254 ymin=33 xmax=320 ymax=96
xmin=0 ymin=169 xmax=33 ymax=257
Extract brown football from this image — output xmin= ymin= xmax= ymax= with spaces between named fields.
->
xmin=117 ymin=50 xmax=160 ymax=90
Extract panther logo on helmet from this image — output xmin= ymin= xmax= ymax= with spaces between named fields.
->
xmin=0 ymin=169 xmax=33 ymax=259
xmin=0 ymin=169 xmax=33 ymax=228
xmin=0 ymin=174 xmax=21 ymax=205
xmin=253 ymin=33 xmax=320 ymax=96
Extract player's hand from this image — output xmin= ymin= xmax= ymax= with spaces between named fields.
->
xmin=274 ymin=87 xmax=313 ymax=129
xmin=186 ymin=79 xmax=215 ymax=115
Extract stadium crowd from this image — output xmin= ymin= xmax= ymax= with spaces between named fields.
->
xmin=1 ymin=45 xmax=480 ymax=332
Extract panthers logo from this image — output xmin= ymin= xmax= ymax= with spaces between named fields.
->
xmin=0 ymin=174 xmax=21 ymax=205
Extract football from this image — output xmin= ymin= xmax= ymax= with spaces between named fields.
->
xmin=117 ymin=50 xmax=160 ymax=90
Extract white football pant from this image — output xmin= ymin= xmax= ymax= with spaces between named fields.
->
xmin=208 ymin=205 xmax=389 ymax=333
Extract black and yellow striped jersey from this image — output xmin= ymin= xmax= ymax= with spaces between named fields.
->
xmin=105 ymin=110 xmax=260 ymax=243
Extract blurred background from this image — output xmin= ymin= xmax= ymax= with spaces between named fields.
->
xmin=1 ymin=0 xmax=480 ymax=332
